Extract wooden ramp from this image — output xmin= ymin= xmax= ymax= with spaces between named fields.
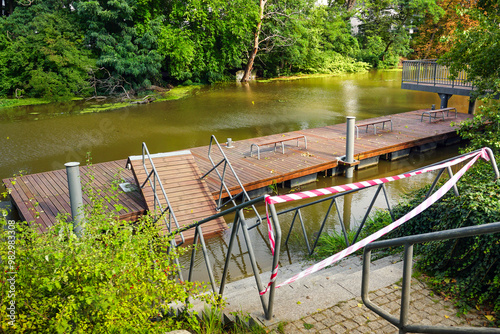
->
xmin=127 ymin=150 xmax=227 ymax=243
xmin=2 ymin=160 xmax=146 ymax=233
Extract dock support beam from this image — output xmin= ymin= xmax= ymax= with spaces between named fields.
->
xmin=65 ymin=162 xmax=84 ymax=237
xmin=438 ymin=93 xmax=452 ymax=109
xmin=345 ymin=116 xmax=355 ymax=178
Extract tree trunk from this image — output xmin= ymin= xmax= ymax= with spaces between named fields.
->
xmin=241 ymin=0 xmax=266 ymax=82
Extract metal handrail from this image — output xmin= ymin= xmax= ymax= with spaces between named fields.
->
xmin=171 ymin=194 xmax=281 ymax=320
xmin=362 ymin=222 xmax=500 ymax=333
xmin=265 ymin=148 xmax=498 ymax=255
xmin=402 ymin=60 xmax=473 ymax=89
xmin=201 ymin=135 xmax=262 ymax=228
xmin=141 ymin=142 xmax=185 ymax=246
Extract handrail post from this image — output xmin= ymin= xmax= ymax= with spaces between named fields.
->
xmin=399 ymin=243 xmax=413 ymax=334
xmin=267 ymin=202 xmax=281 ymax=320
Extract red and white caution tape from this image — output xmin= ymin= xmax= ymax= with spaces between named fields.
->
xmin=259 ymin=148 xmax=490 ymax=295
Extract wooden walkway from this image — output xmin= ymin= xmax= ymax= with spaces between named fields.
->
xmin=191 ymin=110 xmax=472 ymax=197
xmin=127 ymin=151 xmax=227 ymax=243
xmin=2 ymin=160 xmax=145 ymax=233
xmin=3 ymin=109 xmax=472 ymax=236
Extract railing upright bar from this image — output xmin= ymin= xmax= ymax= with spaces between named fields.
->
xmin=310 ymin=198 xmax=337 ymax=254
xmin=219 ymin=214 xmax=241 ymax=296
xmin=267 ymin=202 xmax=282 ymax=320
xmin=381 ymin=184 xmax=395 ymax=222
xmin=353 ymin=184 xmax=384 ymax=244
xmin=238 ymin=213 xmax=269 ymax=316
xmin=447 ymin=166 xmax=460 ymax=196
xmin=187 ymin=227 xmax=200 ymax=282
xmin=196 ymin=225 xmax=218 ymax=293
xmin=334 ymin=197 xmax=350 ymax=247
xmin=298 ymin=209 xmax=312 ymax=254
xmin=425 ymin=168 xmax=446 ymax=199
xmin=399 ymin=243 xmax=413 ymax=334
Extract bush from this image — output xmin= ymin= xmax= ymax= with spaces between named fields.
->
xmin=0 ymin=169 xmax=219 ymax=333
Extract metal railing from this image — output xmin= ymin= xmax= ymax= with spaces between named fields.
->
xmin=140 ymin=142 xmax=184 ymax=245
xmin=172 ymin=195 xmax=281 ymax=320
xmin=201 ymin=135 xmax=262 ymax=228
xmin=402 ymin=60 xmax=473 ymax=89
xmin=362 ymin=222 xmax=500 ymax=333
xmin=279 ymin=148 xmax=498 ymax=255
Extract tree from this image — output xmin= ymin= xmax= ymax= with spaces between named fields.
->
xmin=0 ymin=1 xmax=95 ymax=99
xmin=411 ymin=0 xmax=476 ymax=59
xmin=440 ymin=1 xmax=500 ymax=97
xmin=356 ymin=0 xmax=444 ymax=67
xmin=240 ymin=0 xmax=306 ymax=82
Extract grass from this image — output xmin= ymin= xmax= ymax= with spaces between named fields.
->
xmin=0 ymin=98 xmax=52 ymax=110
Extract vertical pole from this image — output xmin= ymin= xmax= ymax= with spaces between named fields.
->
xmin=399 ymin=243 xmax=413 ymax=334
xmin=345 ymin=116 xmax=355 ymax=178
xmin=65 ymin=162 xmax=84 ymax=237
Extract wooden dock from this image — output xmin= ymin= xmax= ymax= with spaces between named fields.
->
xmin=127 ymin=151 xmax=227 ymax=242
xmin=2 ymin=160 xmax=145 ymax=233
xmin=3 ymin=109 xmax=472 ymax=237
xmin=192 ymin=110 xmax=472 ymax=197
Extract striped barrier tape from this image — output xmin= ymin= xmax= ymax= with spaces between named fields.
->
xmin=259 ymin=148 xmax=490 ymax=295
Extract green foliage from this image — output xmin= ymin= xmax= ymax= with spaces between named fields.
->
xmin=455 ymin=102 xmax=500 ymax=154
xmin=355 ymin=0 xmax=444 ymax=68
xmin=0 ymin=1 xmax=95 ymax=100
xmin=313 ymin=229 xmax=357 ymax=259
xmin=0 ymin=169 xmax=219 ymax=333
xmin=440 ymin=2 xmax=500 ymax=97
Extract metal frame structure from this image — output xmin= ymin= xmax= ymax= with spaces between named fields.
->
xmin=278 ymin=148 xmax=498 ymax=255
xmin=173 ymin=195 xmax=281 ymax=320
xmin=201 ymin=135 xmax=262 ymax=228
xmin=402 ymin=60 xmax=472 ymax=89
xmin=362 ymin=222 xmax=500 ymax=334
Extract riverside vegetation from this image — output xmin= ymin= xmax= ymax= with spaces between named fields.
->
xmin=315 ymin=102 xmax=500 ymax=326
xmin=0 ymin=0 xmax=485 ymax=102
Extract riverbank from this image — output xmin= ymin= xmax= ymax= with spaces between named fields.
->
xmin=0 ymin=70 xmax=381 ymax=114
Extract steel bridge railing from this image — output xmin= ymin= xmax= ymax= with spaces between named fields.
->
xmin=276 ymin=148 xmax=498 ymax=256
xmin=201 ymin=135 xmax=262 ymax=228
xmin=362 ymin=222 xmax=500 ymax=333
xmin=172 ymin=194 xmax=281 ymax=320
xmin=402 ymin=60 xmax=473 ymax=89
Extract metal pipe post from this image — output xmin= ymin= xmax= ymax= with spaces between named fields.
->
xmin=345 ymin=116 xmax=355 ymax=178
xmin=65 ymin=162 xmax=84 ymax=237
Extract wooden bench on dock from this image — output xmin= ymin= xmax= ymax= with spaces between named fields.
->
xmin=355 ymin=119 xmax=392 ymax=138
xmin=250 ymin=135 xmax=307 ymax=159
xmin=421 ymin=107 xmax=457 ymax=123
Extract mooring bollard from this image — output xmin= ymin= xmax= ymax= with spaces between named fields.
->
xmin=345 ymin=116 xmax=355 ymax=178
xmin=226 ymin=138 xmax=233 ymax=148
xmin=65 ymin=162 xmax=84 ymax=237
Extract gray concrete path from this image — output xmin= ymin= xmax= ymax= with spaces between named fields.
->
xmin=220 ymin=254 xmax=497 ymax=333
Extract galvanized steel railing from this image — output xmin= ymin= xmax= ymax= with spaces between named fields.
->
xmin=141 ymin=142 xmax=185 ymax=245
xmin=172 ymin=195 xmax=281 ymax=320
xmin=362 ymin=222 xmax=500 ymax=333
xmin=280 ymin=148 xmax=498 ymax=255
xmin=201 ymin=135 xmax=262 ymax=228
xmin=402 ymin=60 xmax=472 ymax=89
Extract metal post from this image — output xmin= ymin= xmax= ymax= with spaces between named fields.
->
xmin=399 ymin=243 xmax=413 ymax=334
xmin=65 ymin=162 xmax=84 ymax=237
xmin=345 ymin=116 xmax=355 ymax=178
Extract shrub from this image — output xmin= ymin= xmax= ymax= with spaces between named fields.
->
xmin=0 ymin=169 xmax=219 ymax=333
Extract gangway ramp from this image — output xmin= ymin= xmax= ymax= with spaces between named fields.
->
xmin=128 ymin=150 xmax=227 ymax=244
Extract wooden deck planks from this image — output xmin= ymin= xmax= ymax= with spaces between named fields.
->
xmin=2 ymin=160 xmax=146 ymax=232
xmin=128 ymin=151 xmax=227 ymax=243
xmin=191 ymin=110 xmax=472 ymax=197
xmin=4 ymin=109 xmax=472 ymax=235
